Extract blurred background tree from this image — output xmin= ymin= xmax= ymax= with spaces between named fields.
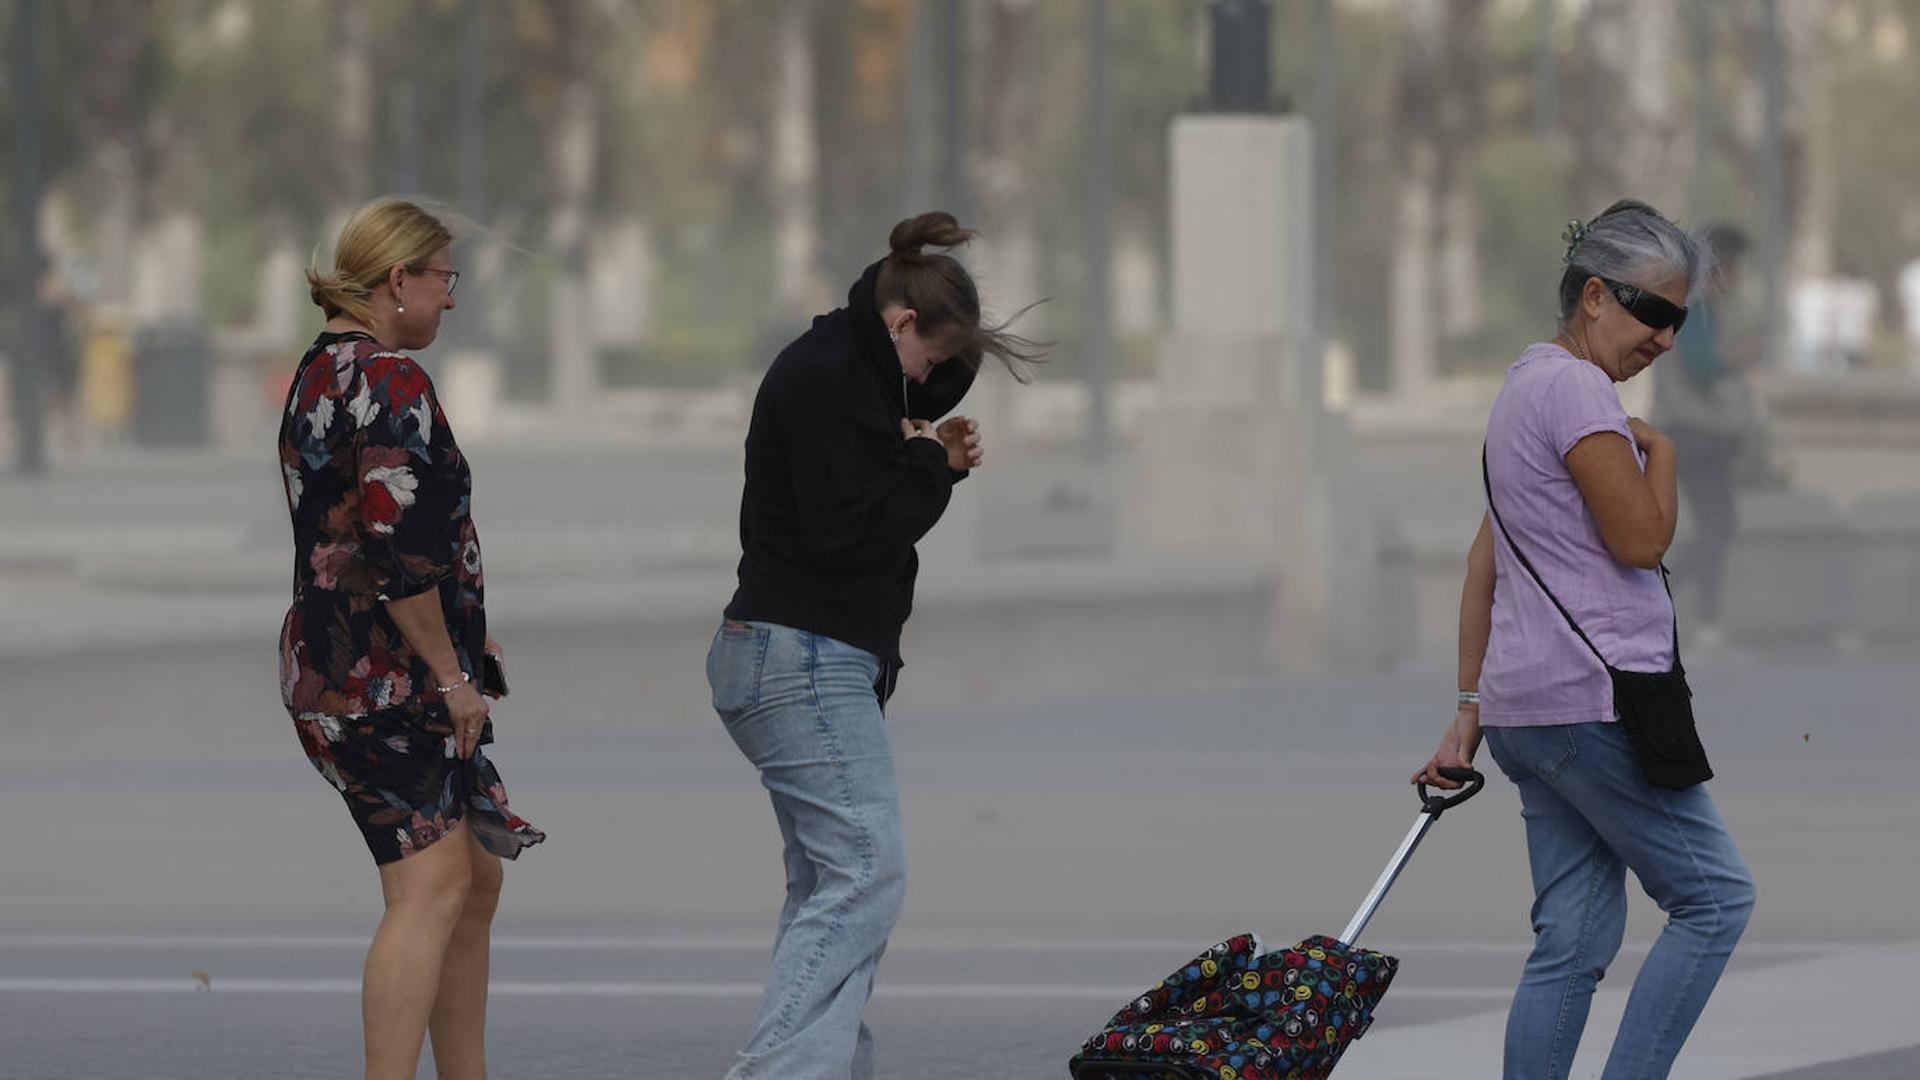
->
xmin=6 ymin=0 xmax=1920 ymax=425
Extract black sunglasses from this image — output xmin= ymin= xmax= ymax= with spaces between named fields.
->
xmin=1601 ymin=277 xmax=1686 ymax=333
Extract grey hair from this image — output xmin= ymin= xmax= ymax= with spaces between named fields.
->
xmin=1556 ymin=199 xmax=1712 ymax=328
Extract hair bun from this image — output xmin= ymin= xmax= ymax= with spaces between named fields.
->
xmin=305 ymin=267 xmax=372 ymax=315
xmin=889 ymin=211 xmax=975 ymax=256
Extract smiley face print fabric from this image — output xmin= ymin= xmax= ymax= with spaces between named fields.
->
xmin=1071 ymin=933 xmax=1399 ymax=1080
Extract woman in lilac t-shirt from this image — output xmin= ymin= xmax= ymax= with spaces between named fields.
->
xmin=1415 ymin=200 xmax=1754 ymax=1080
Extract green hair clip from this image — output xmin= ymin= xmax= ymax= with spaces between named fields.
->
xmin=1561 ymin=218 xmax=1593 ymax=263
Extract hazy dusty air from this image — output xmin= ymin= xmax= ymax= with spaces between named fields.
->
xmin=1 ymin=3 xmax=1917 ymax=1077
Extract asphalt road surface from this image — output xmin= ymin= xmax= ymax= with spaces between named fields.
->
xmin=3 ymin=629 xmax=1916 ymax=1078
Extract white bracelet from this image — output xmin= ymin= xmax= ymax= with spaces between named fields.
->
xmin=1456 ymin=689 xmax=1480 ymax=708
xmin=436 ymin=672 xmax=471 ymax=695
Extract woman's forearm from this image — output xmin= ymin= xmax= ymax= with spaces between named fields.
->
xmin=384 ymin=590 xmax=464 ymax=687
xmin=1458 ymin=516 xmax=1496 ymax=693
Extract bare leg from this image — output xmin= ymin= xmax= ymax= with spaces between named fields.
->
xmin=365 ymin=820 xmax=476 ymax=1080
xmin=428 ymin=828 xmax=503 ymax=1080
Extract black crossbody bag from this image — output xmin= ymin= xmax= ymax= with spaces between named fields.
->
xmin=1482 ymin=448 xmax=1713 ymax=790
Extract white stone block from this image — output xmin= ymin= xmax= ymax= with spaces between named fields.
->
xmin=1169 ymin=114 xmax=1314 ymax=345
xmin=439 ymin=349 xmax=504 ymax=439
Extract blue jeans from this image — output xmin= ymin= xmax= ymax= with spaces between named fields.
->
xmin=706 ymin=621 xmax=906 ymax=1080
xmin=1483 ymin=722 xmax=1755 ymax=1080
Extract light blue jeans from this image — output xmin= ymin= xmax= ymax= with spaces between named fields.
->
xmin=706 ymin=621 xmax=906 ymax=1080
xmin=1483 ymin=722 xmax=1755 ymax=1080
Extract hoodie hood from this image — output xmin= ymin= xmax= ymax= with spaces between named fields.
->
xmin=846 ymin=258 xmax=979 ymax=421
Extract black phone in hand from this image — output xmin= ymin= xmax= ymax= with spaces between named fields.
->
xmin=481 ymin=652 xmax=509 ymax=698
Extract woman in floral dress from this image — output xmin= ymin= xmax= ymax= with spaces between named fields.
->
xmin=281 ymin=197 xmax=542 ymax=1080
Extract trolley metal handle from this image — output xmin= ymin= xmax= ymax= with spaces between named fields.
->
xmin=1337 ymin=767 xmax=1487 ymax=946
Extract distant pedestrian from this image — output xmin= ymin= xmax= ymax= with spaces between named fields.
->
xmin=1654 ymin=224 xmax=1760 ymax=639
xmin=281 ymin=197 xmax=542 ymax=1080
xmin=35 ymin=265 xmax=84 ymax=452
xmin=1416 ymin=200 xmax=1754 ymax=1080
xmin=707 ymin=211 xmax=1042 ymax=1080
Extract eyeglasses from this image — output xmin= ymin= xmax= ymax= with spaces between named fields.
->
xmin=1601 ymin=277 xmax=1686 ymax=332
xmin=413 ymin=267 xmax=460 ymax=296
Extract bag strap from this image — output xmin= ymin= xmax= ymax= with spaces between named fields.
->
xmin=1481 ymin=444 xmax=1685 ymax=675
xmin=1481 ymin=445 xmax=1610 ymax=667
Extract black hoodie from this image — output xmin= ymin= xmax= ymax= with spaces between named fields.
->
xmin=723 ymin=260 xmax=977 ymax=666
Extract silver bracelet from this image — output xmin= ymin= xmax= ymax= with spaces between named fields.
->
xmin=435 ymin=672 xmax=471 ymax=695
xmin=1456 ymin=689 xmax=1480 ymax=708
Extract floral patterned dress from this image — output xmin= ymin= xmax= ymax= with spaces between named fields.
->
xmin=278 ymin=330 xmax=543 ymax=864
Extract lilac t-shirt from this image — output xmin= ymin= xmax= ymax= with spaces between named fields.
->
xmin=1478 ymin=342 xmax=1676 ymax=727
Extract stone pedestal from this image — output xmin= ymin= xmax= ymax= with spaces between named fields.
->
xmin=209 ymin=355 xmax=266 ymax=454
xmin=1126 ymin=114 xmax=1362 ymax=667
xmin=130 ymin=214 xmax=204 ymax=324
xmin=440 ymin=348 xmax=505 ymax=439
